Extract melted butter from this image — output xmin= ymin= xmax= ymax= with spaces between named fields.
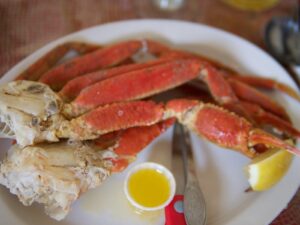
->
xmin=128 ymin=168 xmax=171 ymax=207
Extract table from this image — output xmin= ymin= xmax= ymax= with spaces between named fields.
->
xmin=0 ymin=0 xmax=299 ymax=224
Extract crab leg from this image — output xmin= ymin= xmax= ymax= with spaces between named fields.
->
xmin=59 ymin=56 xmax=180 ymax=102
xmin=168 ymin=99 xmax=299 ymax=157
xmin=58 ymin=99 xmax=300 ymax=158
xmin=227 ymin=78 xmax=290 ymax=121
xmin=240 ymin=101 xmax=300 ymax=138
xmin=58 ymin=101 xmax=166 ymax=140
xmin=248 ymin=129 xmax=299 ymax=156
xmin=39 ymin=40 xmax=170 ymax=91
xmin=66 ymin=58 xmax=204 ymax=117
xmin=228 ymin=75 xmax=300 ymax=102
xmin=198 ymin=65 xmax=254 ymax=121
xmin=16 ymin=42 xmax=101 ymax=81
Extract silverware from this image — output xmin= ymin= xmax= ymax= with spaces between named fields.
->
xmin=264 ymin=1 xmax=300 ymax=88
xmin=173 ymin=123 xmax=207 ymax=225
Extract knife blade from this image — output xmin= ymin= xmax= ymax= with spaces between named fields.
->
xmin=165 ymin=123 xmax=206 ymax=225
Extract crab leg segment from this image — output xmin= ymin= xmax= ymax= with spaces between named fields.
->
xmin=113 ymin=119 xmax=175 ymax=156
xmin=165 ymin=99 xmax=255 ymax=157
xmin=39 ymin=40 xmax=170 ymax=91
xmin=228 ymin=75 xmax=300 ymax=102
xmin=249 ymin=129 xmax=299 ymax=156
xmin=240 ymin=101 xmax=300 ymax=138
xmin=67 ymin=59 xmax=203 ymax=117
xmin=198 ymin=65 xmax=253 ymax=121
xmin=16 ymin=42 xmax=101 ymax=81
xmin=228 ymin=78 xmax=290 ymax=121
xmin=59 ymin=56 xmax=179 ymax=102
xmin=107 ymin=119 xmax=175 ymax=172
xmin=58 ymin=101 xmax=165 ymax=140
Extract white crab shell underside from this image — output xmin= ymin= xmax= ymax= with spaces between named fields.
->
xmin=0 ymin=141 xmax=115 ymax=220
xmin=0 ymin=80 xmax=65 ymax=147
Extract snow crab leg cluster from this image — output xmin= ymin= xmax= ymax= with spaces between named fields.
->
xmin=0 ymin=39 xmax=299 ymax=220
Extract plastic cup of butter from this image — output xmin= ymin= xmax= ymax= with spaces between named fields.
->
xmin=124 ymin=162 xmax=176 ymax=212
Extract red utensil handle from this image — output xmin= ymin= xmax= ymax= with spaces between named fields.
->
xmin=165 ymin=195 xmax=186 ymax=225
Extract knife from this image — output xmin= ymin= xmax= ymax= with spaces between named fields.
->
xmin=165 ymin=123 xmax=206 ymax=225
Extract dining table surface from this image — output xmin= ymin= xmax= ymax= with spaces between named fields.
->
xmin=0 ymin=0 xmax=299 ymax=224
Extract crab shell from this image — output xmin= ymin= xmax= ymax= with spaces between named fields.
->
xmin=0 ymin=81 xmax=64 ymax=146
xmin=0 ymin=141 xmax=114 ymax=220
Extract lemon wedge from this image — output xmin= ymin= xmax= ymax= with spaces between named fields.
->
xmin=246 ymin=148 xmax=294 ymax=191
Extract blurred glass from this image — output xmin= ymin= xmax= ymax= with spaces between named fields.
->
xmin=222 ymin=0 xmax=280 ymax=12
xmin=153 ymin=0 xmax=184 ymax=11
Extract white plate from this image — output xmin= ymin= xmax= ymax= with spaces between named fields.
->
xmin=0 ymin=19 xmax=300 ymax=225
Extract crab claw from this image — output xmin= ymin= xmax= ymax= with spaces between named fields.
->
xmin=0 ymin=80 xmax=64 ymax=146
